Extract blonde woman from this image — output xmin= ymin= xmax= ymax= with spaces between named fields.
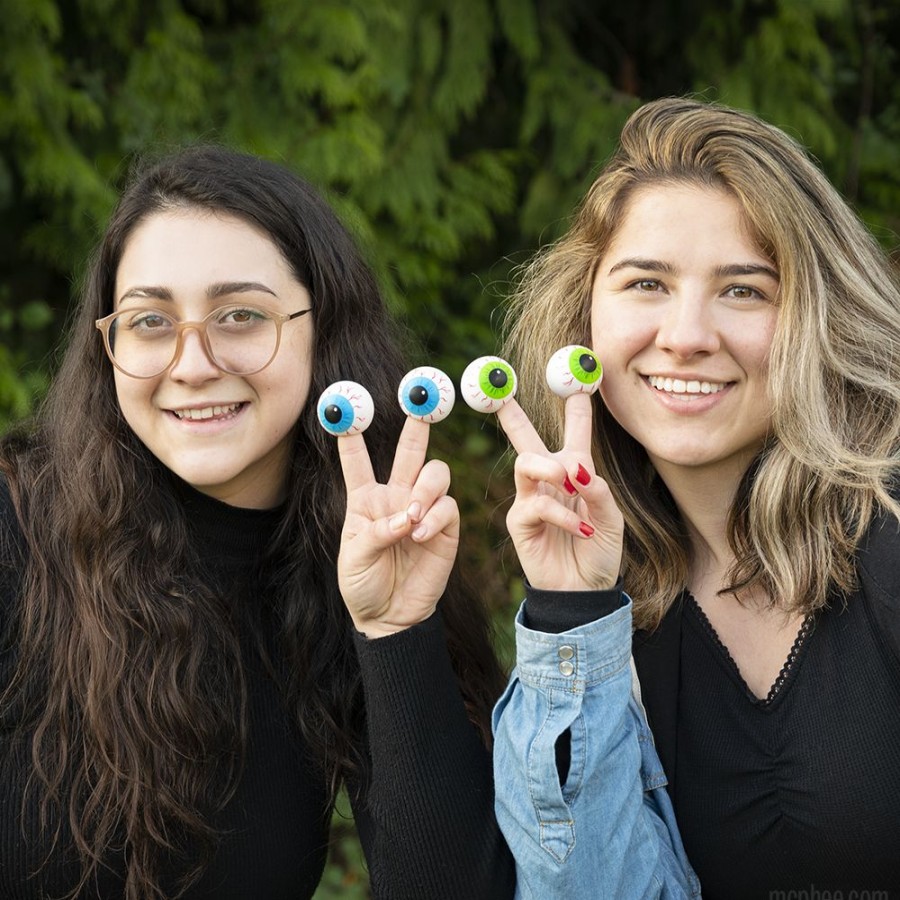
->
xmin=492 ymin=98 xmax=900 ymax=899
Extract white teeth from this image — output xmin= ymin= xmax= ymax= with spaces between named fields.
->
xmin=648 ymin=376 xmax=726 ymax=395
xmin=173 ymin=403 xmax=241 ymax=420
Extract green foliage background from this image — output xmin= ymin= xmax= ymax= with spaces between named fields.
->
xmin=2 ymin=0 xmax=898 ymax=894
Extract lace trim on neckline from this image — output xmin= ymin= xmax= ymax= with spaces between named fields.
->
xmin=685 ymin=592 xmax=815 ymax=706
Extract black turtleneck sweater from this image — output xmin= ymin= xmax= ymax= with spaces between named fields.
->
xmin=0 ymin=479 xmax=514 ymax=899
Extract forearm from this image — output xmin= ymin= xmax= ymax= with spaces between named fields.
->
xmin=350 ymin=611 xmax=514 ymax=900
xmin=493 ymin=589 xmax=698 ymax=899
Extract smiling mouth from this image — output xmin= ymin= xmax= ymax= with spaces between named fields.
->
xmin=170 ymin=402 xmax=245 ymax=421
xmin=647 ymin=376 xmax=729 ymax=395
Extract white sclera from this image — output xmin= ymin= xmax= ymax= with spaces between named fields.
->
xmin=460 ymin=356 xmax=518 ymax=413
xmin=316 ymin=381 xmax=375 ymax=436
xmin=545 ymin=345 xmax=603 ymax=398
xmin=397 ymin=367 xmax=456 ymax=423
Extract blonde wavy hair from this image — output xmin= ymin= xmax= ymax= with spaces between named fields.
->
xmin=504 ymin=97 xmax=900 ymax=631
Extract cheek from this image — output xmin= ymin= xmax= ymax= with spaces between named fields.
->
xmin=113 ymin=372 xmax=154 ymax=435
xmin=591 ymin=306 xmax=650 ymax=365
xmin=262 ymin=353 xmax=314 ymax=424
xmin=731 ymin=312 xmax=778 ymax=377
xmin=285 ymin=326 xmax=314 ymax=392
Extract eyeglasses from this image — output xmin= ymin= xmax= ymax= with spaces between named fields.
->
xmin=95 ymin=305 xmax=312 ymax=379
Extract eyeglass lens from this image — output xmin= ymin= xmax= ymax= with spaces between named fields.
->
xmin=107 ymin=307 xmax=280 ymax=377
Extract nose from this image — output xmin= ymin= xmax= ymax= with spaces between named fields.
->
xmin=655 ymin=294 xmax=720 ymax=359
xmin=168 ymin=327 xmax=222 ymax=383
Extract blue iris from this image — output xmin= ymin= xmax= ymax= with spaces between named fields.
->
xmin=317 ymin=394 xmax=356 ymax=434
xmin=400 ymin=376 xmax=440 ymax=416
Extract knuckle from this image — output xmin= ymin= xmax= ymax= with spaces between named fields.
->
xmin=513 ymin=454 xmax=531 ymax=474
xmin=429 ymin=459 xmax=451 ymax=482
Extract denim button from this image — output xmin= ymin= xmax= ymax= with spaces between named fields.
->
xmin=558 ymin=645 xmax=575 ymax=660
xmin=558 ymin=660 xmax=575 ymax=676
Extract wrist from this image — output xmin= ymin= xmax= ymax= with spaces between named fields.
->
xmin=351 ymin=616 xmax=412 ymax=640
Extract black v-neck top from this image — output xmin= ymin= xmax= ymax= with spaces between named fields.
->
xmin=674 ymin=590 xmax=900 ymax=898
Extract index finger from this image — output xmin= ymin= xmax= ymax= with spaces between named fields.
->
xmin=389 ymin=416 xmax=431 ymax=489
xmin=562 ymin=393 xmax=595 ymax=453
xmin=496 ymin=399 xmax=549 ymax=456
xmin=337 ymin=432 xmax=377 ymax=492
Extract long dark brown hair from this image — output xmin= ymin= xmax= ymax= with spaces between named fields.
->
xmin=0 ymin=146 xmax=505 ymax=898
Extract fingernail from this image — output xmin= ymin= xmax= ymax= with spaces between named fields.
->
xmin=412 ymin=524 xmax=427 ymax=540
xmin=407 ymin=501 xmax=422 ymax=522
xmin=579 ymin=521 xmax=595 ymax=538
xmin=389 ymin=511 xmax=409 ymax=531
xmin=576 ymin=465 xmax=591 ymax=486
xmin=563 ymin=476 xmax=577 ymax=495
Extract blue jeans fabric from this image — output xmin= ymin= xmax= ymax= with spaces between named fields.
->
xmin=493 ymin=597 xmax=701 ymax=899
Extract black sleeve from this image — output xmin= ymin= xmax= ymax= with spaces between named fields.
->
xmin=348 ymin=611 xmax=515 ymax=900
xmin=523 ymin=576 xmax=626 ymax=633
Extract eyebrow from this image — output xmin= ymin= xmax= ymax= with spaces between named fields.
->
xmin=713 ymin=263 xmax=779 ymax=282
xmin=606 ymin=258 xmax=676 ymax=276
xmin=117 ymin=281 xmax=278 ymax=305
xmin=605 ymin=257 xmax=778 ymax=281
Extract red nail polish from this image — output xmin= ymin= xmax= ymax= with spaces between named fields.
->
xmin=576 ymin=465 xmax=591 ymax=486
xmin=579 ymin=521 xmax=595 ymax=537
xmin=563 ymin=476 xmax=577 ymax=495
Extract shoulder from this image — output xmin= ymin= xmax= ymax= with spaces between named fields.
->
xmin=0 ymin=473 xmax=25 ymax=544
xmin=0 ymin=473 xmax=27 ymax=617
xmin=856 ymin=500 xmax=900 ymax=603
xmin=0 ymin=474 xmax=25 ymax=554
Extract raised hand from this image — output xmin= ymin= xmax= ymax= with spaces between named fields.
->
xmin=497 ymin=393 xmax=624 ymax=592
xmin=336 ymin=416 xmax=459 ymax=638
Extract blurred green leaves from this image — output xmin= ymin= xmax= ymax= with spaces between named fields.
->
xmin=1 ymin=1 xmax=898 ymax=892
xmin=4 ymin=0 xmax=897 ymax=425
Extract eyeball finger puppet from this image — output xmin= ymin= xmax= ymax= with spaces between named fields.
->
xmin=398 ymin=367 xmax=455 ymax=423
xmin=461 ymin=356 xmax=517 ymax=413
xmin=546 ymin=346 xmax=603 ymax=398
xmin=317 ymin=381 xmax=374 ymax=435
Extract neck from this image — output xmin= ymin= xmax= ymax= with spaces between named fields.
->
xmin=651 ymin=456 xmax=749 ymax=579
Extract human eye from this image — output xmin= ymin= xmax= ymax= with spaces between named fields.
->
xmin=723 ymin=284 xmax=767 ymax=304
xmin=317 ymin=381 xmax=375 ymax=436
xmin=397 ymin=367 xmax=456 ymax=423
xmin=216 ymin=306 xmax=270 ymax=327
xmin=124 ymin=310 xmax=172 ymax=333
xmin=461 ymin=356 xmax=517 ymax=413
xmin=545 ymin=345 xmax=603 ymax=398
xmin=628 ymin=278 xmax=664 ymax=293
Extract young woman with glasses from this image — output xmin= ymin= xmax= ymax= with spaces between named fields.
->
xmin=0 ymin=147 xmax=513 ymax=899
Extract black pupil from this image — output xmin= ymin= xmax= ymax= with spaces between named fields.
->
xmin=409 ymin=385 xmax=429 ymax=406
xmin=580 ymin=354 xmax=597 ymax=373
xmin=324 ymin=404 xmax=343 ymax=424
xmin=488 ymin=368 xmax=508 ymax=388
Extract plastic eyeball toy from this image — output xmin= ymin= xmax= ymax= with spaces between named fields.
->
xmin=545 ymin=346 xmax=603 ymax=398
xmin=461 ymin=356 xmax=517 ymax=413
xmin=398 ymin=367 xmax=455 ymax=423
xmin=317 ymin=381 xmax=374 ymax=435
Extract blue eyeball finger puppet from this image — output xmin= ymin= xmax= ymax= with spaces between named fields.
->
xmin=545 ymin=346 xmax=603 ymax=398
xmin=397 ymin=367 xmax=456 ymax=423
xmin=461 ymin=356 xmax=518 ymax=413
xmin=317 ymin=381 xmax=375 ymax=436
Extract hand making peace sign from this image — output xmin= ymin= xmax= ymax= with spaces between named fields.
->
xmin=335 ymin=416 xmax=459 ymax=638
xmin=496 ymin=393 xmax=625 ymax=592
